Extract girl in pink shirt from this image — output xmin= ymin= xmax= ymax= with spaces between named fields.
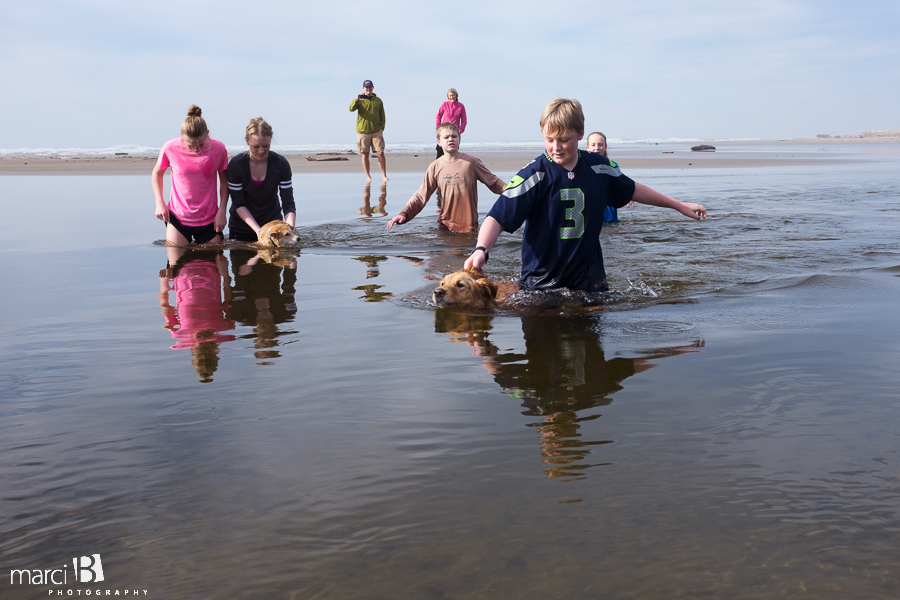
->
xmin=152 ymin=105 xmax=229 ymax=246
xmin=435 ymin=88 xmax=467 ymax=159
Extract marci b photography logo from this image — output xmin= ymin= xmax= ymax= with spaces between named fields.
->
xmin=9 ymin=554 xmax=102 ymax=586
xmin=8 ymin=554 xmax=148 ymax=596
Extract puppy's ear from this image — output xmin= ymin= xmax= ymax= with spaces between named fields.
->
xmin=475 ymin=277 xmax=499 ymax=306
xmin=465 ymin=267 xmax=485 ymax=279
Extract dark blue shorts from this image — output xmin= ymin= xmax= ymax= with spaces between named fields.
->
xmin=167 ymin=213 xmax=220 ymax=244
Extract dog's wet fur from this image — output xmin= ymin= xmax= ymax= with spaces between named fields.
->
xmin=432 ymin=268 xmax=611 ymax=312
xmin=257 ymin=220 xmax=300 ymax=248
xmin=432 ymin=268 xmax=517 ymax=309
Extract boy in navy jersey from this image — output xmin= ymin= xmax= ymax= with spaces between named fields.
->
xmin=464 ymin=99 xmax=706 ymax=292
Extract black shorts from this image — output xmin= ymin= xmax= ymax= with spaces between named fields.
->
xmin=228 ymin=228 xmax=259 ymax=243
xmin=168 ymin=213 xmax=220 ymax=244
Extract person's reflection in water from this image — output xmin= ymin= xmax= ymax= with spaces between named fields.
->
xmin=358 ymin=183 xmax=388 ymax=217
xmin=158 ymin=249 xmax=236 ymax=383
xmin=354 ymin=255 xmax=388 ymax=279
xmin=436 ymin=311 xmax=702 ymax=478
xmin=229 ymin=249 xmax=298 ymax=365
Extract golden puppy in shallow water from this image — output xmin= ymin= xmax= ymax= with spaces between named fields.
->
xmin=433 ymin=268 xmax=516 ymax=309
xmin=257 ymin=220 xmax=299 ymax=248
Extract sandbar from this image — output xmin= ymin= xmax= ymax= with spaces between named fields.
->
xmin=1 ymin=137 xmax=896 ymax=176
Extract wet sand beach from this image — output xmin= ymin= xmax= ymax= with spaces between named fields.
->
xmin=2 ymin=136 xmax=896 ymax=176
xmin=0 ymin=152 xmax=790 ymax=175
xmin=2 ymin=142 xmax=900 ymax=598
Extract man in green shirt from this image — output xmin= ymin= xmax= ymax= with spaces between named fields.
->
xmin=349 ymin=80 xmax=388 ymax=183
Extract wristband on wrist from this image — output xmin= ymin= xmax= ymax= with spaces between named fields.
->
xmin=473 ymin=246 xmax=489 ymax=263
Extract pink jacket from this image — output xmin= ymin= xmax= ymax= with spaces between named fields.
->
xmin=435 ymin=101 xmax=467 ymax=134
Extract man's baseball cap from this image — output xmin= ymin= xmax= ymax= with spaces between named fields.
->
xmin=362 ymin=80 xmax=374 ymax=87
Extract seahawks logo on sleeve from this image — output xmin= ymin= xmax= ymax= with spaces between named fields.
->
xmin=502 ymin=172 xmax=545 ymax=198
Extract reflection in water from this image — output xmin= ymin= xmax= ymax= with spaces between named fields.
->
xmin=352 ymin=284 xmax=392 ymax=302
xmin=229 ymin=249 xmax=298 ymax=365
xmin=350 ymin=255 xmax=430 ymax=302
xmin=354 ymin=255 xmax=388 ymax=279
xmin=358 ymin=183 xmax=388 ymax=217
xmin=256 ymin=248 xmax=299 ymax=269
xmin=352 ymin=254 xmax=394 ymax=301
xmin=436 ymin=311 xmax=702 ymax=478
xmin=158 ymin=250 xmax=236 ymax=383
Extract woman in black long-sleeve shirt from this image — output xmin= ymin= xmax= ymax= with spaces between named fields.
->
xmin=227 ymin=117 xmax=296 ymax=242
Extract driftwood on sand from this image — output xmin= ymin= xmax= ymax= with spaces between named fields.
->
xmin=305 ymin=155 xmax=350 ymax=161
xmin=691 ymin=145 xmax=716 ymax=152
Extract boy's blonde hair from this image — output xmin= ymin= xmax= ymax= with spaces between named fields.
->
xmin=436 ymin=122 xmax=460 ymax=139
xmin=539 ymin=98 xmax=584 ymax=137
xmin=246 ymin=116 xmax=273 ymax=139
xmin=181 ymin=105 xmax=208 ymax=139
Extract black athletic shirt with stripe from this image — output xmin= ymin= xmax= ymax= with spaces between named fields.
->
xmin=227 ymin=151 xmax=295 ymax=241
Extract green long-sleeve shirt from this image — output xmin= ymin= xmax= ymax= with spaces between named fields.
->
xmin=349 ymin=94 xmax=386 ymax=134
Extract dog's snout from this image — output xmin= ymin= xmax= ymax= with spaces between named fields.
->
xmin=434 ymin=287 xmax=445 ymax=297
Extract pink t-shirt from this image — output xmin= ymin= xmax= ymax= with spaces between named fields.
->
xmin=157 ymin=138 xmax=229 ymax=226
xmin=165 ymin=260 xmax=236 ymax=349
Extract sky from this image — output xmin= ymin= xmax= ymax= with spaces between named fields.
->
xmin=1 ymin=0 xmax=898 ymax=149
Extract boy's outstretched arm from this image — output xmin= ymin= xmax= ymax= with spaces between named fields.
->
xmin=387 ymin=169 xmax=437 ymax=228
xmin=464 ymin=216 xmax=504 ymax=269
xmin=632 ymin=182 xmax=706 ymax=219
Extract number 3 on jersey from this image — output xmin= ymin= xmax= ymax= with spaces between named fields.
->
xmin=559 ymin=188 xmax=585 ymax=239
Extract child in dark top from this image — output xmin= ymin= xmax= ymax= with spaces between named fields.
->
xmin=227 ymin=117 xmax=296 ymax=242
xmin=464 ymin=99 xmax=706 ymax=292
xmin=586 ymin=131 xmax=625 ymax=222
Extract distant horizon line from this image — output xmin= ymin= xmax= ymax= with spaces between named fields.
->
xmin=0 ymin=136 xmax=864 ymax=158
xmin=3 ymin=130 xmax=899 ymax=158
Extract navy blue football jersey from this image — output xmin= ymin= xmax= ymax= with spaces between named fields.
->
xmin=487 ymin=150 xmax=635 ymax=291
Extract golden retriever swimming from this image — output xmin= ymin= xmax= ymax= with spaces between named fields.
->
xmin=257 ymin=220 xmax=299 ymax=248
xmin=433 ymin=268 xmax=613 ymax=312
xmin=432 ymin=268 xmax=517 ymax=309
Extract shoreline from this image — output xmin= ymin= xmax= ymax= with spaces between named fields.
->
xmin=0 ymin=137 xmax=897 ymax=176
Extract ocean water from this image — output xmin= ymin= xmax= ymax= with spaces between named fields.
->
xmin=1 ymin=145 xmax=900 ymax=598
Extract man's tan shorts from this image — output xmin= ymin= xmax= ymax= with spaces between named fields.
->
xmin=357 ymin=130 xmax=385 ymax=153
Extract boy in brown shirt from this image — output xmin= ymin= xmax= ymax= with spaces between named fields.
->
xmin=387 ymin=123 xmax=506 ymax=233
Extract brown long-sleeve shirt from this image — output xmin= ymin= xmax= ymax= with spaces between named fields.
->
xmin=400 ymin=153 xmax=506 ymax=233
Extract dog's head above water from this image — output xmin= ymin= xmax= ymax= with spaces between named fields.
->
xmin=257 ymin=220 xmax=300 ymax=248
xmin=432 ymin=268 xmax=499 ymax=309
